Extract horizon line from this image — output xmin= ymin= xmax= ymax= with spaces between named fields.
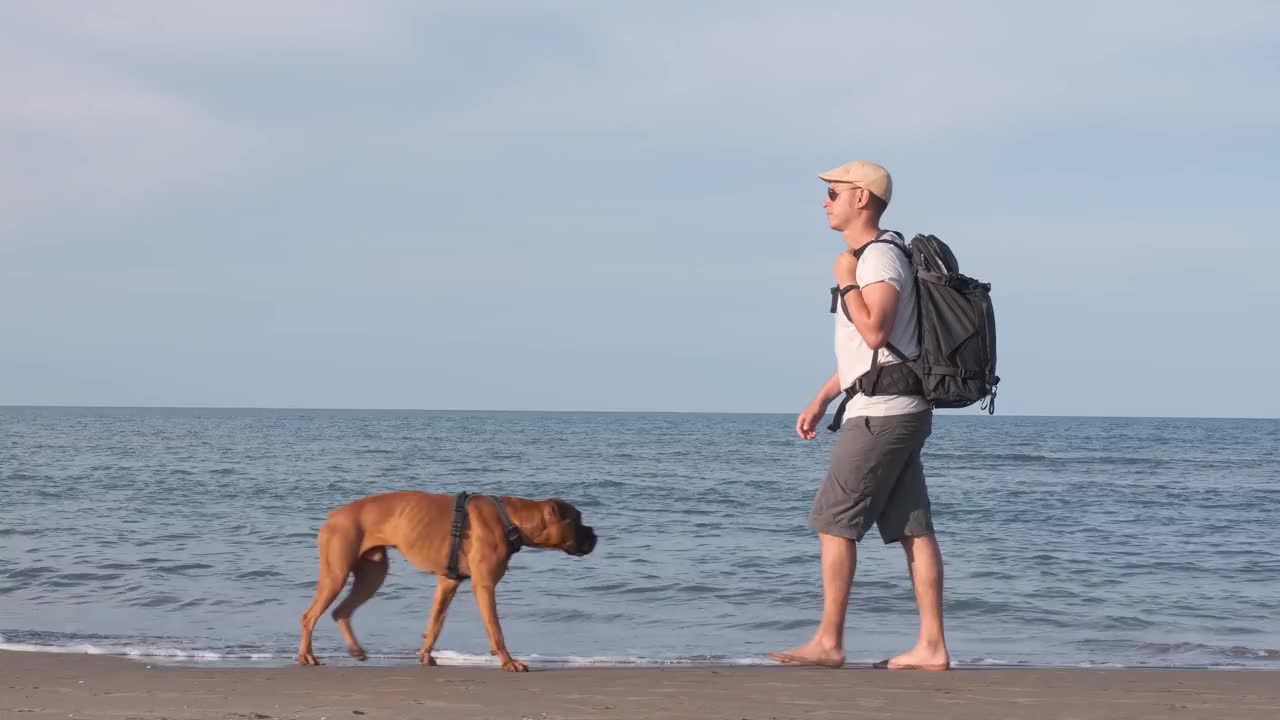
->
xmin=1 ymin=404 xmax=1275 ymax=421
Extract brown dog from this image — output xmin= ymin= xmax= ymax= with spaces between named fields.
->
xmin=295 ymin=490 xmax=596 ymax=672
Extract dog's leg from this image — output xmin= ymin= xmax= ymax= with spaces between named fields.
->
xmin=296 ymin=524 xmax=356 ymax=666
xmin=473 ymin=583 xmax=527 ymax=672
xmin=331 ymin=548 xmax=389 ymax=661
xmin=416 ymin=575 xmax=460 ymax=666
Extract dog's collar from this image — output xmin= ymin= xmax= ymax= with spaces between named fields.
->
xmin=445 ymin=493 xmax=523 ymax=581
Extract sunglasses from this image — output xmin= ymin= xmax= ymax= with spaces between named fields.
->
xmin=827 ymin=186 xmax=863 ymax=201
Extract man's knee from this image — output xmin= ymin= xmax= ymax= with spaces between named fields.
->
xmin=899 ymin=532 xmax=941 ymax=557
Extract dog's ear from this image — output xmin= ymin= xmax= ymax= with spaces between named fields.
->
xmin=549 ymin=498 xmax=575 ymax=521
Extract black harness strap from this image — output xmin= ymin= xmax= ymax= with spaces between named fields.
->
xmin=444 ymin=493 xmax=523 ymax=581
xmin=486 ymin=496 xmax=524 ymax=555
xmin=445 ymin=492 xmax=471 ymax=581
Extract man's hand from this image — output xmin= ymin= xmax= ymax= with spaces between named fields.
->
xmin=796 ymin=399 xmax=828 ymax=440
xmin=833 ymin=250 xmax=858 ymax=288
xmin=799 ymin=372 xmax=842 ymax=440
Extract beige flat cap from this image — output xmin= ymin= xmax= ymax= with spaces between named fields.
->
xmin=819 ymin=160 xmax=892 ymax=205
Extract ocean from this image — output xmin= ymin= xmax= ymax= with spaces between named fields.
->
xmin=1 ymin=407 xmax=1277 ymax=669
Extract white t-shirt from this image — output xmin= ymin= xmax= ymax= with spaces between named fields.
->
xmin=834 ymin=235 xmax=930 ymax=419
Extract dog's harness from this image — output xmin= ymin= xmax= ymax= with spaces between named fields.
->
xmin=445 ymin=492 xmax=524 ymax=581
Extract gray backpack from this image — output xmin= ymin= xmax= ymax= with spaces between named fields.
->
xmin=828 ymin=232 xmax=999 ymax=430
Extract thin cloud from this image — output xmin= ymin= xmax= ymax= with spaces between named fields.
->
xmin=437 ymin=2 xmax=1280 ymax=137
xmin=0 ymin=43 xmax=244 ymax=240
xmin=11 ymin=0 xmax=386 ymax=53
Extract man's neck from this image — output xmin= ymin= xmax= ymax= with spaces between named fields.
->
xmin=842 ymin=223 xmax=883 ymax=252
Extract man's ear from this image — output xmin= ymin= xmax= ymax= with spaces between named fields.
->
xmin=854 ymin=186 xmax=871 ymax=210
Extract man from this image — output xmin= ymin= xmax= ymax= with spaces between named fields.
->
xmin=769 ymin=161 xmax=949 ymax=671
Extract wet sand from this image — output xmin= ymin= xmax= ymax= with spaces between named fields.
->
xmin=2 ymin=650 xmax=1277 ymax=719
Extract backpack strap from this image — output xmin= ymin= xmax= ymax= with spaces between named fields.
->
xmin=827 ymin=391 xmax=854 ymax=433
xmin=884 ymin=342 xmax=911 ymax=363
xmin=859 ymin=233 xmax=917 ymax=364
xmin=864 ymin=340 xmax=919 ymax=389
xmin=829 ymin=284 xmax=859 ymax=317
xmin=830 ymin=231 xmax=902 ymax=314
xmin=829 ymin=354 xmax=887 ymax=433
xmin=824 ymin=230 xmax=919 ymax=433
xmin=852 ymin=230 xmax=908 ymax=260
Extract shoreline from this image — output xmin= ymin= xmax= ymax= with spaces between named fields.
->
xmin=4 ymin=647 xmax=1279 ymax=672
xmin=5 ymin=643 xmax=1278 ymax=671
xmin=3 ymin=650 xmax=1279 ymax=719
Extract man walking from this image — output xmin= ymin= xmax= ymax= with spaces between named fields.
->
xmin=769 ymin=161 xmax=949 ymax=670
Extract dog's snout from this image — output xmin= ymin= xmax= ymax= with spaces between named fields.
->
xmin=569 ymin=525 xmax=597 ymax=556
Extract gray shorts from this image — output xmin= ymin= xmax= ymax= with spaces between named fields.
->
xmin=807 ymin=409 xmax=934 ymax=544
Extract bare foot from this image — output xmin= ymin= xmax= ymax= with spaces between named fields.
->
xmin=347 ymin=645 xmax=367 ymax=662
xmin=416 ymin=649 xmax=437 ymax=666
xmin=873 ymin=644 xmax=949 ymax=671
xmin=296 ymin=653 xmax=320 ymax=666
xmin=501 ymin=657 xmax=529 ymax=672
xmin=768 ymin=640 xmax=845 ymax=668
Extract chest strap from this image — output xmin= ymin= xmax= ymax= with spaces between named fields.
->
xmin=445 ymin=493 xmax=524 ymax=580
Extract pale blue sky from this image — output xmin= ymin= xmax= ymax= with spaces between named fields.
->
xmin=2 ymin=1 xmax=1277 ymax=417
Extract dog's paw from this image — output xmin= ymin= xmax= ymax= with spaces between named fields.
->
xmin=296 ymin=653 xmax=321 ymax=666
xmin=416 ymin=650 xmax=437 ymax=666
xmin=501 ymin=658 xmax=528 ymax=672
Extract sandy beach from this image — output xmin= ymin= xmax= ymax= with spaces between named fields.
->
xmin=1 ymin=651 xmax=1276 ymax=720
